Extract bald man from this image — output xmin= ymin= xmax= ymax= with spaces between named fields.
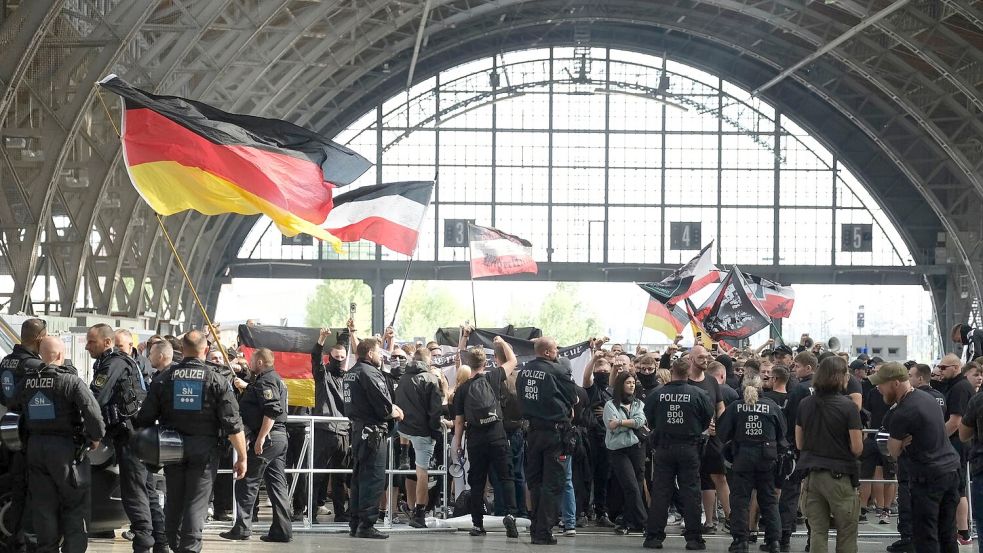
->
xmin=39 ymin=336 xmax=66 ymax=365
xmin=687 ymin=345 xmax=729 ymax=533
xmin=939 ymin=353 xmax=975 ymax=543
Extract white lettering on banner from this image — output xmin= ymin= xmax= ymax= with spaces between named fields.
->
xmin=172 ymin=368 xmax=206 ymax=380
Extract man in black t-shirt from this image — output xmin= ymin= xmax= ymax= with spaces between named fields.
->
xmin=860 ymin=368 xmax=895 ymax=525
xmin=939 ymin=354 xmax=974 ymax=543
xmin=451 ymin=347 xmax=519 ymax=539
xmin=874 ymin=362 xmax=960 ymax=553
xmin=708 ymin=362 xmax=739 ymax=407
xmin=688 ymin=346 xmax=728 ymax=534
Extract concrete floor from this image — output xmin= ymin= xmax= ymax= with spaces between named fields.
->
xmin=86 ymin=523 xmax=951 ymax=553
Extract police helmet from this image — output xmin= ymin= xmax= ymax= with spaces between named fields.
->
xmin=87 ymin=441 xmax=115 ymax=468
xmin=0 ymin=412 xmax=22 ymax=451
xmin=131 ymin=425 xmax=184 ymax=466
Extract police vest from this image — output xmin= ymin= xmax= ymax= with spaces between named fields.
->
xmin=732 ymin=399 xmax=782 ymax=443
xmin=18 ymin=366 xmax=83 ymax=437
xmin=516 ymin=360 xmax=565 ymax=421
xmin=161 ymin=361 xmax=220 ymax=436
xmin=0 ymin=347 xmax=37 ymax=405
xmin=651 ymin=382 xmax=707 ymax=438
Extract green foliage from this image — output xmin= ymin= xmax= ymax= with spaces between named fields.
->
xmin=506 ymin=282 xmax=602 ymax=345
xmin=305 ymin=279 xmax=372 ymax=331
xmin=392 ymin=281 xmax=470 ymax=340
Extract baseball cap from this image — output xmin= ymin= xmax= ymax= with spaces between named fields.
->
xmin=871 ymin=356 xmax=885 ymax=365
xmin=848 ymin=360 xmax=867 ymax=371
xmin=774 ymin=344 xmax=793 ymax=356
xmin=868 ymin=361 xmax=909 ymax=385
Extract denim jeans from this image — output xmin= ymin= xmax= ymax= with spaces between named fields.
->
xmin=561 ymin=455 xmax=576 ymax=529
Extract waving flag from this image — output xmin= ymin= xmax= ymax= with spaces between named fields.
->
xmin=744 ymin=273 xmax=796 ymax=319
xmin=684 ymin=299 xmax=714 ymax=349
xmin=324 ymin=181 xmax=434 ymax=255
xmin=469 ymin=224 xmax=538 ymax=278
xmin=639 ymin=242 xmax=720 ymax=305
xmin=695 ymin=268 xmax=771 ymax=340
xmin=641 ymin=297 xmax=689 ymax=340
xmin=99 ymin=75 xmax=371 ymax=251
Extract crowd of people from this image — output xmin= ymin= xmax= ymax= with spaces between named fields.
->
xmin=2 ymin=316 xmax=983 ymax=553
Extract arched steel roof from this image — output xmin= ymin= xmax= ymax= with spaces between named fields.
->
xmin=0 ymin=0 xmax=980 ymax=329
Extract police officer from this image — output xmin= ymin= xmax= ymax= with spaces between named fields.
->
xmin=9 ymin=336 xmax=104 ymax=553
xmin=874 ymin=362 xmax=961 ymax=553
xmin=87 ymin=323 xmax=162 ymax=553
xmin=643 ymin=357 xmax=714 ymax=550
xmin=220 ymin=348 xmax=291 ymax=542
xmin=0 ymin=317 xmax=46 ymax=550
xmin=516 ymin=337 xmax=578 ymax=545
xmin=135 ymin=330 xmax=248 ymax=553
xmin=343 ymin=337 xmax=404 ymax=539
xmin=718 ymin=375 xmax=786 ymax=553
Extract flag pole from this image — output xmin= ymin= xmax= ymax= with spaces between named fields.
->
xmin=469 ymin=246 xmax=478 ymax=326
xmin=388 ymin=256 xmax=415 ymax=329
xmin=97 ymin=90 xmax=231 ymax=367
xmin=154 ymin=214 xmax=233 ymax=367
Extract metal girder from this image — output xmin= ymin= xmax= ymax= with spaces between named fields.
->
xmin=0 ymin=0 xmax=64 ymax=118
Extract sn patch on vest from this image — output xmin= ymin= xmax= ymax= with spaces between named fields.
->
xmin=28 ymin=391 xmax=55 ymax=420
xmin=174 ymin=380 xmax=203 ymax=411
xmin=1 ymin=371 xmax=14 ymax=399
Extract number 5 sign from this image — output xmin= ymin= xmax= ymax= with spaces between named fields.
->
xmin=841 ymin=224 xmax=873 ymax=252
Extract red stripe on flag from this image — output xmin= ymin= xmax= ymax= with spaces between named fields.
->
xmin=239 ymin=347 xmax=312 ymax=380
xmin=470 ymin=255 xmax=538 ymax=278
xmin=123 ymin=108 xmax=333 ymax=225
xmin=325 ymin=216 xmax=420 ymax=255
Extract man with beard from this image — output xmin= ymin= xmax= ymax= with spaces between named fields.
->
xmin=309 ymin=329 xmax=352 ymax=523
xmin=938 ymin=353 xmax=975 ymax=544
xmin=688 ymin=345 xmax=729 ymax=534
xmin=875 ymin=362 xmax=961 ymax=553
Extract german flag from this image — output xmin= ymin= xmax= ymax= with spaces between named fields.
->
xmin=237 ymin=324 xmax=350 ymax=408
xmin=641 ymin=298 xmax=688 ymax=340
xmin=98 ymin=75 xmax=371 ymax=250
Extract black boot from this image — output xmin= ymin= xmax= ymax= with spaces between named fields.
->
xmin=408 ymin=505 xmax=427 ymax=529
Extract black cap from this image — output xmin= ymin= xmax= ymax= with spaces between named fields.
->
xmin=871 ymin=356 xmax=885 ymax=365
xmin=857 ymin=353 xmax=870 ymax=361
xmin=849 ymin=360 xmax=867 ymax=371
xmin=774 ymin=345 xmax=793 ymax=356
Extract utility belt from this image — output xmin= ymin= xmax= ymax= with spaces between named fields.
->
xmin=353 ymin=420 xmax=388 ymax=452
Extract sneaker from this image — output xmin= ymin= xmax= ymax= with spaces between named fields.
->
xmin=504 ymin=514 xmax=519 ymax=539
xmin=878 ymin=509 xmax=890 ymax=525
xmin=886 ymin=538 xmax=913 ymax=552
xmin=686 ymin=540 xmax=707 ymax=550
xmin=702 ymin=522 xmax=716 ymax=534
xmin=957 ymin=534 xmax=973 ymax=546
xmin=355 ymin=527 xmax=389 ymax=539
xmin=317 ymin=505 xmax=331 ymax=516
xmin=723 ymin=517 xmax=731 ymax=531
xmin=122 ymin=530 xmax=135 ymax=541
xmin=469 ymin=526 xmax=487 ymax=536
xmin=859 ymin=508 xmax=868 ymax=523
xmin=563 ymin=528 xmax=577 ymax=537
xmin=219 ymin=530 xmax=250 ymax=541
xmin=729 ymin=539 xmax=746 ymax=552
xmin=643 ymin=537 xmax=664 ymax=549
xmin=596 ymin=515 xmax=614 ymax=527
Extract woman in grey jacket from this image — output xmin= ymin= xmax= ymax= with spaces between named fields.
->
xmin=603 ymin=371 xmax=648 ymax=535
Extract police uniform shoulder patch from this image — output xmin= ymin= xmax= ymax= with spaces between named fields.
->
xmin=263 ymin=388 xmax=274 ymax=401
xmin=93 ymin=373 xmax=108 ymax=389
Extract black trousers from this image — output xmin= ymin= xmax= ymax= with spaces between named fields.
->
xmin=729 ymin=460 xmax=780 ymax=543
xmin=286 ymin=423 xmax=308 ymax=512
xmin=8 ymin=449 xmax=35 ymax=551
xmin=778 ymin=468 xmax=805 ymax=540
xmin=163 ymin=436 xmax=219 ymax=553
xmin=910 ymin=471 xmax=960 ymax=553
xmin=212 ymin=444 xmax=234 ymax=514
xmin=526 ymin=426 xmax=566 ymax=540
xmin=588 ymin=432 xmax=610 ymax=515
xmin=115 ymin=435 xmax=156 ymax=552
xmin=232 ymin=432 xmax=292 ymax=539
xmin=27 ymin=436 xmax=89 ymax=553
xmin=467 ymin=432 xmax=517 ymax=528
xmin=349 ymin=422 xmax=387 ymax=532
xmin=145 ymin=467 xmax=166 ymax=548
xmin=609 ymin=444 xmax=647 ymax=529
xmin=308 ymin=429 xmax=350 ymax=516
xmin=897 ymin=469 xmax=912 ymax=541
xmin=647 ymin=443 xmax=703 ymax=543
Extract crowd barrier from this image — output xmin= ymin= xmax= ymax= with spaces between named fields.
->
xmin=217 ymin=415 xmax=452 ymax=531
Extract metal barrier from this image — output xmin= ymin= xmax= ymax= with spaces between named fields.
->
xmin=217 ymin=415 xmax=452 ymax=531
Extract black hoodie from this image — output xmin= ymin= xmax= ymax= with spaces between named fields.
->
xmin=311 ymin=342 xmax=349 ymax=435
xmin=394 ymin=361 xmax=443 ymax=439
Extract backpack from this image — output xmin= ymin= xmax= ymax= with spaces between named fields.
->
xmin=464 ymin=374 xmax=501 ymax=428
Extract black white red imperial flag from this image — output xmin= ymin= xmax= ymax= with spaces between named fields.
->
xmin=322 ymin=180 xmax=434 ymax=255
xmin=638 ymin=242 xmax=720 ymax=305
xmin=468 ymin=223 xmax=538 ymax=278
xmin=694 ymin=268 xmax=771 ymax=340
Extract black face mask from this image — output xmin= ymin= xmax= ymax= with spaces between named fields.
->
xmin=594 ymin=371 xmax=610 ymax=387
xmin=638 ymin=372 xmax=658 ymax=389
xmin=327 ymin=358 xmax=343 ymax=376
